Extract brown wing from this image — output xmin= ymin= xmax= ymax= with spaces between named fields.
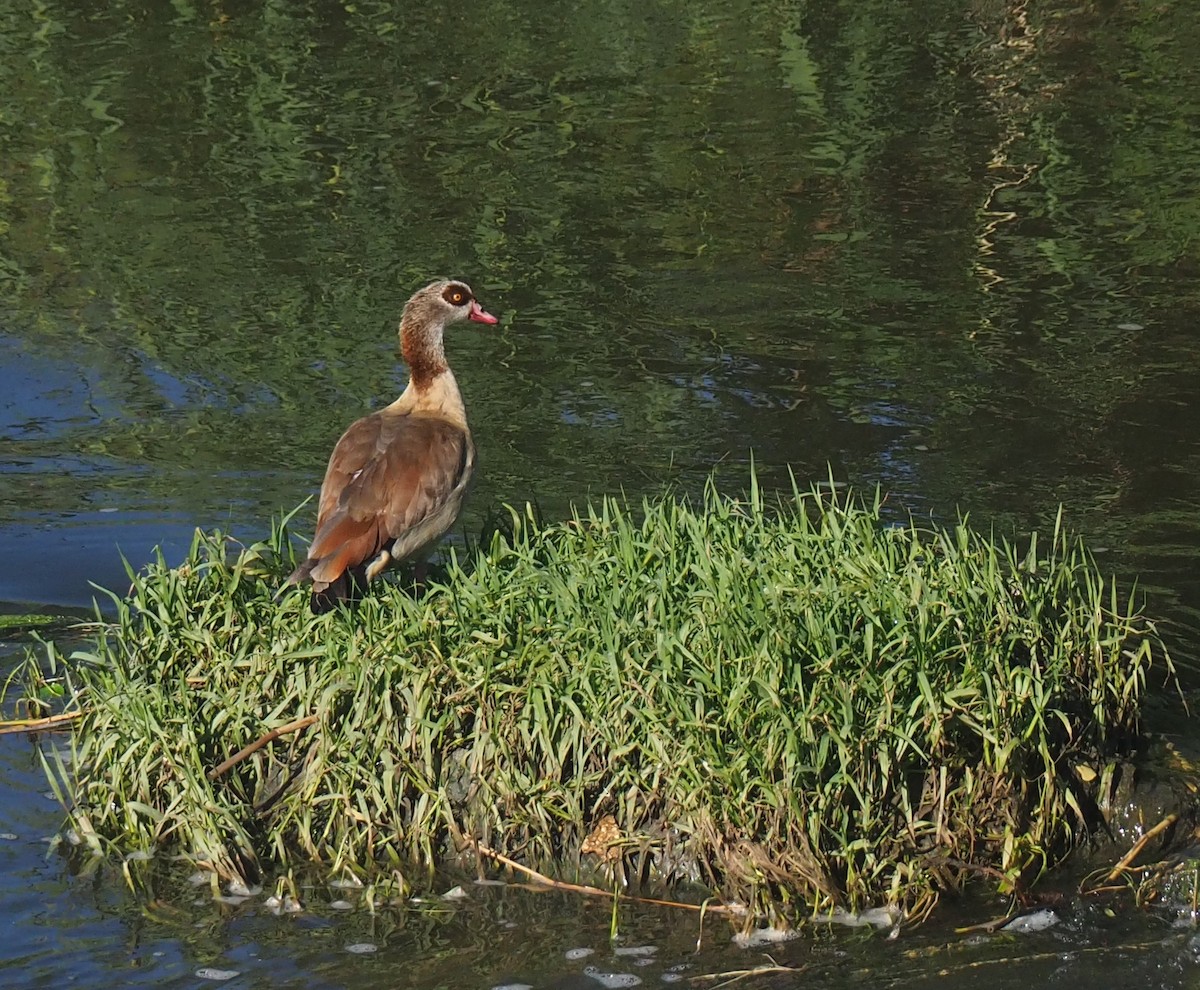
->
xmin=295 ymin=412 xmax=474 ymax=590
xmin=314 ymin=413 xmax=387 ymax=532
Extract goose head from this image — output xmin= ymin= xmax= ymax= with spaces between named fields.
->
xmin=400 ymin=279 xmax=498 ymax=385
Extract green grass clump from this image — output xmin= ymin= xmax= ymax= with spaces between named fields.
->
xmin=8 ymin=475 xmax=1174 ymax=919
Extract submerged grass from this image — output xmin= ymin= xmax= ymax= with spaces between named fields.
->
xmin=6 ymin=474 xmax=1176 ymax=920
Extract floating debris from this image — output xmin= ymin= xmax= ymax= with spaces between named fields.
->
xmin=0 ymin=833 xmax=17 ymax=841
xmin=813 ymin=906 xmax=899 ymax=929
xmin=565 ymin=947 xmax=596 ymax=960
xmin=441 ymin=885 xmax=468 ymax=900
xmin=1117 ymin=323 xmax=1144 ymax=331
xmin=583 ymin=965 xmax=642 ymax=988
xmin=329 ymin=875 xmax=364 ymax=889
xmin=490 ymin=984 xmax=533 ymax=990
xmin=329 ymin=899 xmax=354 ymax=911
xmin=345 ymin=943 xmax=378 ymax=954
xmin=1003 ymin=910 xmax=1059 ymax=933
xmin=581 ymin=815 xmax=624 ymax=862
xmin=195 ymin=968 xmax=240 ymax=981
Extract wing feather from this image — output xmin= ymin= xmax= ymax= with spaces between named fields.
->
xmin=290 ymin=410 xmax=474 ymax=592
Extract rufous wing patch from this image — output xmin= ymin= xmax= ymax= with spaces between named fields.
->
xmin=307 ymin=515 xmax=385 ymax=588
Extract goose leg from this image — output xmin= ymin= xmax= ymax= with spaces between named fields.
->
xmin=365 ymin=549 xmax=393 ymax=582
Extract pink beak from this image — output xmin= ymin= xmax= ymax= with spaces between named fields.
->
xmin=469 ymin=299 xmax=499 ymax=325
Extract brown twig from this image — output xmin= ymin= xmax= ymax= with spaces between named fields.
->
xmin=208 ymin=715 xmax=319 ymax=780
xmin=1080 ymin=878 xmax=1135 ymax=898
xmin=954 ymin=910 xmax=1019 ymax=935
xmin=472 ymin=842 xmax=734 ymax=915
xmin=1106 ymin=813 xmax=1178 ymax=882
xmin=0 ymin=710 xmax=83 ymax=735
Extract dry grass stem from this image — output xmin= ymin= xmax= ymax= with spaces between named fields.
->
xmin=0 ymin=711 xmax=83 ymax=735
xmin=208 ymin=715 xmax=319 ymax=780
xmin=692 ymin=959 xmax=804 ymax=987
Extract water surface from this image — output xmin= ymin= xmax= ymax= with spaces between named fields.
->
xmin=2 ymin=0 xmax=1200 ymax=985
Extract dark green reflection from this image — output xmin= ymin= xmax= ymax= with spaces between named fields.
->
xmin=0 ymin=0 xmax=1198 ymax=651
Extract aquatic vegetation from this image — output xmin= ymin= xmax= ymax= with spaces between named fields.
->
xmin=0 ymin=612 xmax=70 ymax=638
xmin=5 ymin=474 xmax=1175 ymax=920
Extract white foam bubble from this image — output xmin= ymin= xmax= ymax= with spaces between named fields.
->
xmin=264 ymin=894 xmax=302 ymax=916
xmin=565 ymin=947 xmax=595 ymax=960
xmin=732 ymin=926 xmax=799 ymax=949
xmin=813 ymin=906 xmax=899 ymax=929
xmin=226 ymin=879 xmax=259 ymax=897
xmin=583 ymin=965 xmax=642 ymax=988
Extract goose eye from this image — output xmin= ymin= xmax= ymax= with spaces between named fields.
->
xmin=444 ymin=287 xmax=467 ymax=306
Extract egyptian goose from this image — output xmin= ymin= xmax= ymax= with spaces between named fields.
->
xmin=286 ymin=279 xmax=498 ymax=612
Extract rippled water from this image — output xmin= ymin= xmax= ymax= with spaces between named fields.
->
xmin=2 ymin=0 xmax=1200 ymax=984
xmin=4 ymin=761 xmax=1200 ymax=990
xmin=3 ymin=714 xmax=1199 ymax=990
